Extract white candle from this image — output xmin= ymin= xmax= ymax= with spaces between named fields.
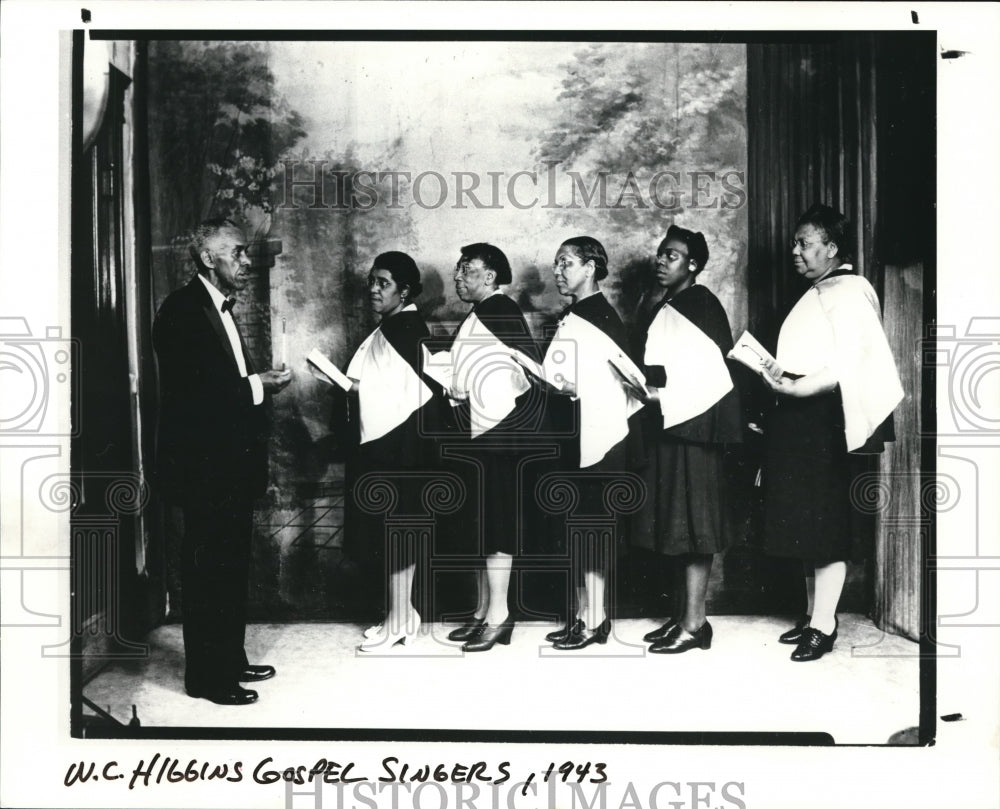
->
xmin=281 ymin=318 xmax=288 ymax=369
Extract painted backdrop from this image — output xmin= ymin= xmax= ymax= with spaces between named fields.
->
xmin=146 ymin=39 xmax=748 ymax=618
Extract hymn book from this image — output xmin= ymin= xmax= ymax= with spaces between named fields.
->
xmin=306 ymin=348 xmax=354 ymax=391
xmin=728 ymin=331 xmax=784 ymax=382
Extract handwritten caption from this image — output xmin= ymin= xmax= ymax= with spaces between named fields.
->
xmin=64 ymin=756 xmax=608 ymax=796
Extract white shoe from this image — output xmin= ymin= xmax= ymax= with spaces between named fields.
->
xmin=359 ymin=614 xmax=421 ymax=652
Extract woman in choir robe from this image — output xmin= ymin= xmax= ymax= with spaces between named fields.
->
xmin=759 ymin=204 xmax=902 ymax=662
xmin=342 ymin=252 xmax=437 ymax=652
xmin=439 ymin=243 xmax=541 ymax=652
xmin=540 ymin=237 xmax=644 ymax=650
xmin=633 ymin=225 xmax=742 ymax=654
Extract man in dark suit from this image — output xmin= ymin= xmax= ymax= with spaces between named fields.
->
xmin=153 ymin=218 xmax=292 ymax=705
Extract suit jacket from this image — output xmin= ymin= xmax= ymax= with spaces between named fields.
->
xmin=153 ymin=276 xmax=269 ymax=504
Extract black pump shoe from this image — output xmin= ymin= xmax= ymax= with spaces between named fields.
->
xmin=553 ymin=618 xmax=611 ymax=650
xmin=463 ymin=617 xmax=514 ymax=652
xmin=642 ymin=618 xmax=677 ymax=643
xmin=790 ymin=623 xmax=837 ymax=662
xmin=546 ymin=618 xmax=583 ymax=643
xmin=778 ymin=615 xmax=811 ymax=644
xmin=648 ymin=621 xmax=713 ymax=654
xmin=447 ymin=617 xmax=486 ymax=642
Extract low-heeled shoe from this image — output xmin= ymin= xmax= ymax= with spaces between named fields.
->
xmin=463 ymin=617 xmax=514 ymax=652
xmin=648 ymin=621 xmax=713 ymax=654
xmin=359 ymin=615 xmax=421 ymax=652
xmin=790 ymin=625 xmax=837 ymax=661
xmin=553 ymin=618 xmax=611 ymax=650
xmin=447 ymin=617 xmax=486 ymax=642
xmin=545 ymin=618 xmax=583 ymax=643
xmin=186 ymin=685 xmax=258 ymax=705
xmin=778 ymin=615 xmax=811 ymax=645
xmin=642 ymin=618 xmax=677 ymax=643
xmin=238 ymin=664 xmax=275 ymax=682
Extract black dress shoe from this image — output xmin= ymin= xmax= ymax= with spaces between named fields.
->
xmin=463 ymin=617 xmax=514 ymax=652
xmin=186 ymin=685 xmax=258 ymax=705
xmin=545 ymin=618 xmax=583 ymax=643
xmin=239 ymin=664 xmax=276 ymax=682
xmin=790 ymin=625 xmax=837 ymax=661
xmin=448 ymin=617 xmax=486 ymax=642
xmin=648 ymin=621 xmax=713 ymax=654
xmin=778 ymin=615 xmax=811 ymax=644
xmin=642 ymin=618 xmax=677 ymax=643
xmin=553 ymin=618 xmax=611 ymax=650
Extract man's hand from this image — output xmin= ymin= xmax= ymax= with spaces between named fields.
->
xmin=260 ymin=368 xmax=293 ymax=394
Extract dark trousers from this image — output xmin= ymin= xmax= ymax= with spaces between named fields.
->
xmin=181 ymin=493 xmax=253 ymax=691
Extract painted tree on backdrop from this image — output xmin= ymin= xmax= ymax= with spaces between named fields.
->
xmin=537 ymin=43 xmax=747 ymax=327
xmin=148 ymin=41 xmax=308 ymax=291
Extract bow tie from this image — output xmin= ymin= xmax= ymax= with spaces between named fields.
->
xmin=221 ymin=298 xmax=236 ymax=314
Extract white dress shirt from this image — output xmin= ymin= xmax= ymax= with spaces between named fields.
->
xmin=198 ymin=274 xmax=264 ymax=405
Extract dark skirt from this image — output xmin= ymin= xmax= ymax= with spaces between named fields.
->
xmin=343 ymin=404 xmax=433 ymax=574
xmin=631 ymin=428 xmax=735 ymax=556
xmin=762 ymin=389 xmax=874 ymax=562
xmin=572 ymin=439 xmax=631 ymax=572
xmin=459 ymin=445 xmax=519 ymax=556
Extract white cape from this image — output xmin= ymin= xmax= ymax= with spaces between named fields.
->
xmin=644 ymin=303 xmax=734 ymax=430
xmin=542 ymin=312 xmax=643 ymax=468
xmin=777 ymin=271 xmax=904 ymax=452
xmin=346 ymin=309 xmax=432 ymax=444
xmin=448 ymin=309 xmax=530 ymax=439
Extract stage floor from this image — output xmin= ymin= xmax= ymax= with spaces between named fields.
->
xmin=81 ymin=614 xmax=920 ymax=744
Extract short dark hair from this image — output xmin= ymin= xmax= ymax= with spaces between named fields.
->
xmin=459 ymin=242 xmax=512 ymax=286
xmin=371 ymin=251 xmax=423 ymax=299
xmin=560 ymin=236 xmax=609 ymax=281
xmin=796 ymin=203 xmax=853 ymax=263
xmin=659 ymin=225 xmax=709 ymax=275
xmin=190 ymin=217 xmax=242 ymax=275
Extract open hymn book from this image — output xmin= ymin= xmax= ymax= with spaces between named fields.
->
xmin=306 ymin=348 xmax=354 ymax=391
xmin=508 ymin=347 xmax=566 ymax=392
xmin=727 ymin=331 xmax=784 ymax=382
xmin=423 ymin=344 xmax=568 ymax=393
xmin=607 ymin=352 xmax=648 ymax=398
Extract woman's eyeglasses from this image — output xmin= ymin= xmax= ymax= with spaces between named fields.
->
xmin=789 ymin=238 xmax=826 ymax=250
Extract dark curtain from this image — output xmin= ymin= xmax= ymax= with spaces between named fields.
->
xmin=71 ymin=47 xmax=147 ymax=685
xmin=747 ymin=34 xmax=934 ymax=640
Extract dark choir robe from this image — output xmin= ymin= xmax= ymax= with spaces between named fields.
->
xmin=433 ymin=291 xmax=541 ymax=557
xmin=631 ymin=284 xmax=743 ymax=556
xmin=539 ymin=292 xmax=645 ymax=572
xmin=342 ymin=305 xmax=441 ymax=578
xmin=762 ymin=268 xmax=902 ymax=561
